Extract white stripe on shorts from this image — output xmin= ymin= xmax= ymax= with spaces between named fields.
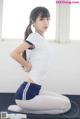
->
xmin=22 ymin=83 xmax=30 ymax=100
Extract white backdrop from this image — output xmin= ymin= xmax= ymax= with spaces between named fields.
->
xmin=0 ymin=0 xmax=3 ymax=40
xmin=0 ymin=40 xmax=80 ymax=94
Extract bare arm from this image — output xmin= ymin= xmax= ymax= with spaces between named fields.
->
xmin=10 ymin=42 xmax=32 ymax=71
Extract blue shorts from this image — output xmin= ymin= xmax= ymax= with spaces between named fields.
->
xmin=15 ymin=82 xmax=41 ymax=100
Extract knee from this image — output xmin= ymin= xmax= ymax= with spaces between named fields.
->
xmin=63 ymin=97 xmax=71 ymax=113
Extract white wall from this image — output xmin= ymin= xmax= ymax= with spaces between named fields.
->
xmin=0 ymin=0 xmax=3 ymax=40
xmin=0 ymin=40 xmax=80 ymax=95
xmin=1 ymin=1 xmax=80 ymax=95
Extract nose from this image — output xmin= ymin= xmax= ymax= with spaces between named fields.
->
xmin=44 ymin=18 xmax=49 ymax=25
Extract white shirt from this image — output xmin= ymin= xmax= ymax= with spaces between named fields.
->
xmin=26 ymin=32 xmax=51 ymax=86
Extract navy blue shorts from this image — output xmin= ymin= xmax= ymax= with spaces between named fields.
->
xmin=15 ymin=82 xmax=41 ymax=100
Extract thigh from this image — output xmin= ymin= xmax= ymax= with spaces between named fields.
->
xmin=16 ymin=94 xmax=70 ymax=110
xmin=39 ymin=90 xmax=68 ymax=99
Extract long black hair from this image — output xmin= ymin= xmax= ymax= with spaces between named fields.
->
xmin=22 ymin=6 xmax=50 ymax=60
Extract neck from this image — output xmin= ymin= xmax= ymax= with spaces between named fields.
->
xmin=35 ymin=30 xmax=44 ymax=37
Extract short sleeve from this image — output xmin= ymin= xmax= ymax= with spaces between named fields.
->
xmin=25 ymin=33 xmax=39 ymax=48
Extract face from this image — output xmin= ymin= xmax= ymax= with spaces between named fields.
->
xmin=33 ymin=16 xmax=50 ymax=35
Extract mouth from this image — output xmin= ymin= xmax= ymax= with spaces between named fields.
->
xmin=44 ymin=26 xmax=48 ymax=29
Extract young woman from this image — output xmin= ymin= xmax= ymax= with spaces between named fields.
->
xmin=8 ymin=6 xmax=71 ymax=114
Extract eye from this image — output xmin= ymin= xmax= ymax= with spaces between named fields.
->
xmin=47 ymin=18 xmax=50 ymax=21
xmin=39 ymin=17 xmax=50 ymax=21
xmin=40 ymin=18 xmax=44 ymax=20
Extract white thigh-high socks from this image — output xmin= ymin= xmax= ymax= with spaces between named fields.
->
xmin=8 ymin=91 xmax=71 ymax=114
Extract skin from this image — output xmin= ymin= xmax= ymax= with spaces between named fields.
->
xmin=33 ymin=16 xmax=49 ymax=36
xmin=10 ymin=16 xmax=50 ymax=83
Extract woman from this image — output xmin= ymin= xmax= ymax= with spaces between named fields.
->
xmin=8 ymin=6 xmax=71 ymax=114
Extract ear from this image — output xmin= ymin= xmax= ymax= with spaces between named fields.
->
xmin=32 ymin=21 xmax=35 ymax=27
xmin=32 ymin=23 xmax=35 ymax=27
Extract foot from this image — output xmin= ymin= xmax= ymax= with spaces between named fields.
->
xmin=8 ymin=105 xmax=23 ymax=112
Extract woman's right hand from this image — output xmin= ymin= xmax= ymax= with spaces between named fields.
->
xmin=26 ymin=63 xmax=32 ymax=72
xmin=22 ymin=63 xmax=32 ymax=72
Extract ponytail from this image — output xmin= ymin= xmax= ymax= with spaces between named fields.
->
xmin=24 ymin=24 xmax=32 ymax=41
xmin=22 ymin=23 xmax=32 ymax=60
